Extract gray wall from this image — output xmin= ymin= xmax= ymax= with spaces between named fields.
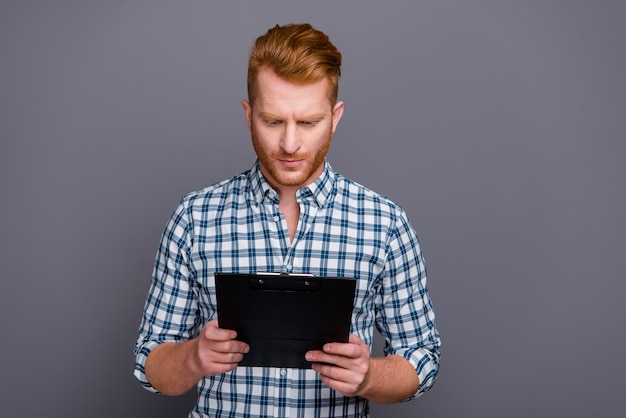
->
xmin=1 ymin=1 xmax=625 ymax=417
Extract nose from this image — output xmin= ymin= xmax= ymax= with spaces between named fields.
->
xmin=280 ymin=123 xmax=300 ymax=155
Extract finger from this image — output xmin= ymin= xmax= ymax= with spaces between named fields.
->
xmin=208 ymin=339 xmax=250 ymax=355
xmin=313 ymin=363 xmax=364 ymax=397
xmin=306 ymin=349 xmax=351 ymax=365
xmin=197 ymin=351 xmax=242 ymax=377
xmin=307 ymin=351 xmax=355 ymax=372
xmin=348 ymin=334 xmax=365 ymax=345
xmin=322 ymin=342 xmax=363 ymax=359
xmin=197 ymin=339 xmax=248 ymax=368
xmin=203 ymin=320 xmax=237 ymax=341
xmin=311 ymin=351 xmax=368 ymax=377
xmin=206 ymin=349 xmax=246 ymax=364
xmin=200 ymin=321 xmax=249 ymax=354
xmin=317 ymin=373 xmax=361 ymax=397
xmin=312 ymin=362 xmax=354 ymax=381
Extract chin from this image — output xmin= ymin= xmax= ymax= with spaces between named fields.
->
xmin=268 ymin=165 xmax=309 ymax=186
xmin=275 ymin=174 xmax=309 ymax=188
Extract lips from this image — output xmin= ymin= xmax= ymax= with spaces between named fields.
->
xmin=278 ymin=159 xmax=305 ymax=169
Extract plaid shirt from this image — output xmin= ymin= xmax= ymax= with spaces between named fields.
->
xmin=134 ymin=161 xmax=440 ymax=417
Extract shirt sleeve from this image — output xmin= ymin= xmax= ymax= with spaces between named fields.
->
xmin=133 ymin=198 xmax=201 ymax=392
xmin=376 ymin=208 xmax=441 ymax=398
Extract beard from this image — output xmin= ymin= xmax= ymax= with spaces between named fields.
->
xmin=250 ymin=124 xmax=332 ymax=190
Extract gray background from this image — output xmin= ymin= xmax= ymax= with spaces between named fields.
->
xmin=1 ymin=1 xmax=625 ymax=417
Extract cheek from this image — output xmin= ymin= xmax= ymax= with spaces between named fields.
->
xmin=252 ymin=124 xmax=278 ymax=142
xmin=250 ymin=125 xmax=270 ymax=148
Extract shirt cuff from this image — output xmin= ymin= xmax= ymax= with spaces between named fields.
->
xmin=395 ymin=347 xmax=440 ymax=399
xmin=134 ymin=340 xmax=161 ymax=393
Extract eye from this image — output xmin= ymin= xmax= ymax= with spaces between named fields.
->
xmin=299 ymin=120 xmax=317 ymax=127
xmin=264 ymin=119 xmax=282 ymax=127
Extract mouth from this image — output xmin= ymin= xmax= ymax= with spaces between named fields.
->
xmin=278 ymin=159 xmax=304 ymax=169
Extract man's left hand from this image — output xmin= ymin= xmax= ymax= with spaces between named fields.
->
xmin=305 ymin=334 xmax=370 ymax=397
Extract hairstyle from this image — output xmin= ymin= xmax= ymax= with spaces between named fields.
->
xmin=247 ymin=23 xmax=342 ymax=105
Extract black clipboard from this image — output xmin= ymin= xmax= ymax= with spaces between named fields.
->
xmin=215 ymin=272 xmax=356 ymax=369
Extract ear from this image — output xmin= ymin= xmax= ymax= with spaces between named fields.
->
xmin=331 ymin=100 xmax=344 ymax=134
xmin=241 ymin=99 xmax=252 ymax=130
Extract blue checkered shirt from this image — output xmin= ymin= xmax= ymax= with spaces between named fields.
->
xmin=134 ymin=161 xmax=440 ymax=417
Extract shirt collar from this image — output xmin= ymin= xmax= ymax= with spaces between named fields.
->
xmin=247 ymin=159 xmax=336 ymax=208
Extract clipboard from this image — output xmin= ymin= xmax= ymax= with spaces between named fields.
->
xmin=215 ymin=272 xmax=356 ymax=369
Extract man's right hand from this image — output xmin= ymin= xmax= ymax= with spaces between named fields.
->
xmin=193 ymin=320 xmax=250 ymax=376
xmin=145 ymin=319 xmax=249 ymax=395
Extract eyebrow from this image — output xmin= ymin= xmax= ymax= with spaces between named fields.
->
xmin=258 ymin=112 xmax=326 ymax=121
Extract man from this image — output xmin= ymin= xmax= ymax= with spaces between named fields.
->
xmin=135 ymin=23 xmax=440 ymax=417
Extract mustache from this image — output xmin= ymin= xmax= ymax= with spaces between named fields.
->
xmin=272 ymin=153 xmax=306 ymax=160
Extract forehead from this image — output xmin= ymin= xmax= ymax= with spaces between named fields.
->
xmin=252 ymin=68 xmax=333 ymax=114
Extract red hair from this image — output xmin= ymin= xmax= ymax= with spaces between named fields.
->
xmin=247 ymin=23 xmax=342 ymax=105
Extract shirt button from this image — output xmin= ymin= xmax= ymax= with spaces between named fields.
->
xmin=273 ymin=215 xmax=280 ymax=222
xmin=280 ymin=368 xmax=287 ymax=377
